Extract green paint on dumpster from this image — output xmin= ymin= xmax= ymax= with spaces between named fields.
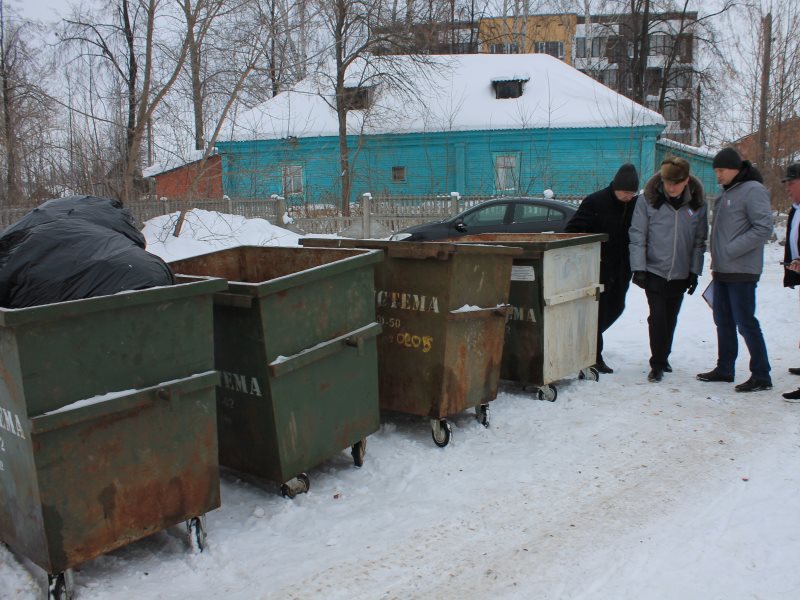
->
xmin=169 ymin=246 xmax=383 ymax=485
xmin=0 ymin=279 xmax=224 ymax=575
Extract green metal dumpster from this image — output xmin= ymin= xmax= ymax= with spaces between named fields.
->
xmin=300 ymin=239 xmax=520 ymax=447
xmin=0 ymin=278 xmax=225 ymax=598
xmin=445 ymin=233 xmax=606 ymax=401
xmin=168 ymin=246 xmax=383 ymax=497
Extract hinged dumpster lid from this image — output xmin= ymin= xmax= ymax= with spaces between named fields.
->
xmin=300 ymin=238 xmax=522 ymax=260
xmin=443 ymin=233 xmax=608 ymax=253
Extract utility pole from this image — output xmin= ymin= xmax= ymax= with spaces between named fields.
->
xmin=757 ymin=12 xmax=772 ymax=168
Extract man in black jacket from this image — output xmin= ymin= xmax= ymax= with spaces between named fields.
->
xmin=781 ymin=163 xmax=800 ymax=401
xmin=566 ymin=163 xmax=639 ymax=373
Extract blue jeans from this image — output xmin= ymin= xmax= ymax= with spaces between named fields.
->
xmin=712 ymin=281 xmax=771 ymax=380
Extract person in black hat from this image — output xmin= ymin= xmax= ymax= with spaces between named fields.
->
xmin=565 ymin=163 xmax=640 ymax=373
xmin=696 ymin=147 xmax=773 ymax=392
xmin=780 ymin=163 xmax=800 ymax=400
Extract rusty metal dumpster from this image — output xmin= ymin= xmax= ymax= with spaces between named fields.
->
xmin=168 ymin=246 xmax=383 ymax=497
xmin=0 ymin=278 xmax=225 ymax=598
xmin=300 ymin=239 xmax=520 ymax=447
xmin=444 ymin=233 xmax=606 ymax=402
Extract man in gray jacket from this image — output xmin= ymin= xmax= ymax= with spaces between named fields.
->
xmin=697 ymin=147 xmax=773 ymax=392
xmin=630 ymin=156 xmax=708 ymax=382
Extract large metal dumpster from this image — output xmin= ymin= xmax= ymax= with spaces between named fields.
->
xmin=300 ymin=239 xmax=520 ymax=447
xmin=445 ymin=233 xmax=606 ymax=401
xmin=168 ymin=246 xmax=383 ymax=496
xmin=0 ymin=279 xmax=225 ymax=598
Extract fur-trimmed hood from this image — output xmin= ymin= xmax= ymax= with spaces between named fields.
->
xmin=643 ymin=173 xmax=705 ymax=211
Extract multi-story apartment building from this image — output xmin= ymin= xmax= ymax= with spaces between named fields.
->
xmin=478 ymin=14 xmax=577 ymax=64
xmin=375 ymin=12 xmax=699 ymax=145
xmin=572 ymin=12 xmax=698 ymax=145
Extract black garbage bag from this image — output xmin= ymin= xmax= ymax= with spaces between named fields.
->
xmin=0 ymin=196 xmax=174 ymax=308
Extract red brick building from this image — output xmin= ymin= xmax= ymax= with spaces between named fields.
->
xmin=149 ymin=155 xmax=223 ymax=200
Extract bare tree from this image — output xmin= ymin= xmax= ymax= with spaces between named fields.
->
xmin=0 ymin=1 xmax=55 ymax=205
xmin=711 ymin=0 xmax=800 ymax=211
xmin=60 ymin=0 xmax=210 ymax=204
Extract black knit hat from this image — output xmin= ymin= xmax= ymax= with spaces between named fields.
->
xmin=612 ymin=163 xmax=639 ymax=192
xmin=713 ymin=147 xmax=743 ymax=170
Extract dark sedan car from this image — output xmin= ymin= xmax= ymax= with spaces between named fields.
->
xmin=389 ymin=197 xmax=578 ymax=241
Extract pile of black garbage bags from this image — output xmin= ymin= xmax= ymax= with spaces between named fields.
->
xmin=0 ymin=195 xmax=174 ymax=308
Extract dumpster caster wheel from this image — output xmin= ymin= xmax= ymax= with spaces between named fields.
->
xmin=186 ymin=515 xmax=207 ymax=553
xmin=431 ymin=418 xmax=452 ymax=447
xmin=281 ymin=473 xmax=311 ymax=498
xmin=537 ymin=385 xmax=558 ymax=402
xmin=48 ymin=570 xmax=74 ymax=600
xmin=351 ymin=438 xmax=367 ymax=467
xmin=579 ymin=367 xmax=600 ymax=382
xmin=476 ymin=404 xmax=490 ymax=428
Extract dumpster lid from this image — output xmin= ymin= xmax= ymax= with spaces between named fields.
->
xmin=442 ymin=233 xmax=608 ymax=252
xmin=0 ymin=277 xmax=227 ymax=327
xmin=300 ymin=238 xmax=522 ymax=260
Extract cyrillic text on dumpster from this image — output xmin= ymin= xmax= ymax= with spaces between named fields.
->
xmin=508 ymin=306 xmax=537 ymax=323
xmin=220 ymin=371 xmax=263 ymax=397
xmin=0 ymin=406 xmax=25 ymax=440
xmin=389 ymin=332 xmax=434 ymax=353
xmin=375 ymin=290 xmax=440 ymax=313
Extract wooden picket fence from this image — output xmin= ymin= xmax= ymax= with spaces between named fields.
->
xmin=0 ymin=193 xmax=583 ymax=236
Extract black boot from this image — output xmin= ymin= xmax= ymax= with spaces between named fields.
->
xmin=594 ymin=357 xmax=613 ymax=374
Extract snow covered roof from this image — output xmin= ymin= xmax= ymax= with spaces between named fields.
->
xmin=657 ymin=137 xmax=717 ymax=159
xmin=222 ymin=54 xmax=665 ymax=142
xmin=143 ymin=148 xmax=218 ymax=178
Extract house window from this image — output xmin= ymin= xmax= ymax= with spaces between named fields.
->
xmin=392 ymin=166 xmax=406 ymax=182
xmin=645 ymin=67 xmax=663 ymax=96
xmin=591 ymin=37 xmax=606 ymax=58
xmin=600 ymin=68 xmax=618 ymax=88
xmin=493 ymin=153 xmax=520 ymax=193
xmin=493 ymin=80 xmax=526 ymax=99
xmin=534 ymin=41 xmax=564 ymax=59
xmin=672 ymin=68 xmax=693 ymax=89
xmin=282 ymin=164 xmax=304 ymax=196
xmin=489 ymin=42 xmax=519 ymax=54
xmin=342 ymin=86 xmax=372 ymax=110
xmin=650 ymin=34 xmax=674 ymax=56
xmin=575 ymin=37 xmax=586 ymax=58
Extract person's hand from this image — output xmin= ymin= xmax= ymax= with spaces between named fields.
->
xmin=632 ymin=271 xmax=647 ymax=289
xmin=687 ymin=273 xmax=699 ymax=295
xmin=789 ymin=259 xmax=800 ymax=273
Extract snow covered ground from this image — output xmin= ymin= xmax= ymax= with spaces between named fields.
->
xmin=3 ymin=210 xmax=800 ymax=599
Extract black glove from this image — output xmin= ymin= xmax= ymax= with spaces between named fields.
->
xmin=632 ymin=271 xmax=647 ymax=289
xmin=687 ymin=273 xmax=699 ymax=295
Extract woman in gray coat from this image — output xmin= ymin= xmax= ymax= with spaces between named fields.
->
xmin=629 ymin=156 xmax=708 ymax=382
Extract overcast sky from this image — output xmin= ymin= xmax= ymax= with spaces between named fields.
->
xmin=12 ymin=0 xmax=71 ymax=22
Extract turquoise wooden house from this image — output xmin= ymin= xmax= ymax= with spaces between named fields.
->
xmin=217 ymin=54 xmax=666 ymax=205
xmin=655 ymin=138 xmax=718 ymax=197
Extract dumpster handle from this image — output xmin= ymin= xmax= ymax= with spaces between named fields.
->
xmin=269 ymin=322 xmax=382 ymax=378
xmin=446 ymin=304 xmax=513 ymax=321
xmin=543 ymin=284 xmax=603 ymax=307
